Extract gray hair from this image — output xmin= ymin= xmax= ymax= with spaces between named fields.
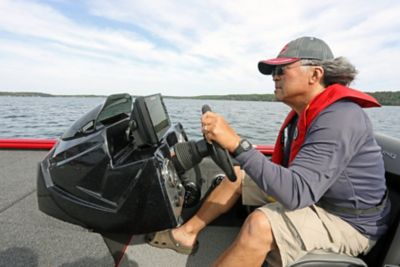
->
xmin=301 ymin=57 xmax=358 ymax=86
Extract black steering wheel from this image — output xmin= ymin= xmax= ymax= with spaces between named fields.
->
xmin=202 ymin=105 xmax=237 ymax=182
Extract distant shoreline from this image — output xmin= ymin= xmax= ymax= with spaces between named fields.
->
xmin=0 ymin=92 xmax=104 ymax=98
xmin=1 ymin=91 xmax=400 ymax=106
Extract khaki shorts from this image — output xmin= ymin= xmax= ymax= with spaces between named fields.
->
xmin=241 ymin=174 xmax=375 ymax=267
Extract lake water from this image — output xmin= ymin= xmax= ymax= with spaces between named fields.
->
xmin=0 ymin=96 xmax=399 ymax=144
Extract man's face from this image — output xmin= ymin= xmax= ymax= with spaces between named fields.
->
xmin=271 ymin=61 xmax=311 ymax=105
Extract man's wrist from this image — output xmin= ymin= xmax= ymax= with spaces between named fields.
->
xmin=231 ymin=139 xmax=253 ymax=157
xmin=227 ymin=135 xmax=241 ymax=154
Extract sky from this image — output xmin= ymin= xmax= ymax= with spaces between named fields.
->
xmin=0 ymin=0 xmax=399 ymax=96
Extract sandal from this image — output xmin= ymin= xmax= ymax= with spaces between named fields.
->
xmin=145 ymin=229 xmax=199 ymax=255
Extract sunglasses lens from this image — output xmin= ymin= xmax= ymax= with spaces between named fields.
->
xmin=277 ymin=66 xmax=284 ymax=75
xmin=272 ymin=66 xmax=283 ymax=76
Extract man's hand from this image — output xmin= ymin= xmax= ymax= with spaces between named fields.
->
xmin=201 ymin=111 xmax=241 ymax=154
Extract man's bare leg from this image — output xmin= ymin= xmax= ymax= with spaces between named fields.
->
xmin=171 ymin=169 xmax=243 ymax=248
xmin=213 ymin=210 xmax=276 ymax=267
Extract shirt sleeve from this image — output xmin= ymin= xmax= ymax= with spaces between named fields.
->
xmin=235 ymin=101 xmax=369 ymax=210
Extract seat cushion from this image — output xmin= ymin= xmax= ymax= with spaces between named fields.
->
xmin=288 ymin=252 xmax=367 ymax=267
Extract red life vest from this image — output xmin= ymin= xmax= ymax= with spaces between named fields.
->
xmin=271 ymin=84 xmax=380 ymax=166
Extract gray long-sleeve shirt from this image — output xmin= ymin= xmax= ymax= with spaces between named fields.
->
xmin=236 ymin=100 xmax=390 ymax=239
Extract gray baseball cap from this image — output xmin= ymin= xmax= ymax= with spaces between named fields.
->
xmin=258 ymin=36 xmax=334 ymax=75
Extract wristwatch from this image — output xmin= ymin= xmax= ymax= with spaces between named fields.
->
xmin=232 ymin=139 xmax=253 ymax=157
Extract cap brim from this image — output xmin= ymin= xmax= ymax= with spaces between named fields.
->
xmin=258 ymin=57 xmax=299 ymax=75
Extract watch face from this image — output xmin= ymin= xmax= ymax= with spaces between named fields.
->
xmin=233 ymin=139 xmax=253 ymax=157
xmin=242 ymin=140 xmax=252 ymax=150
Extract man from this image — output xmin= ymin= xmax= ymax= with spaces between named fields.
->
xmin=147 ymin=36 xmax=390 ymax=266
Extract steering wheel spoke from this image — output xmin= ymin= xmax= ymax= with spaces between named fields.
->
xmin=202 ymin=105 xmax=237 ymax=182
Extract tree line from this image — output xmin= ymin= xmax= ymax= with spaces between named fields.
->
xmin=1 ymin=91 xmax=400 ymax=106
xmin=170 ymin=91 xmax=400 ymax=106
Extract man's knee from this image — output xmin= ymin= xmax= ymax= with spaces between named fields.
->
xmin=241 ymin=210 xmax=274 ymax=245
xmin=220 ymin=167 xmax=244 ymax=195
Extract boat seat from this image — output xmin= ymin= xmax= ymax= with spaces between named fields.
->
xmin=287 ymin=252 xmax=367 ymax=267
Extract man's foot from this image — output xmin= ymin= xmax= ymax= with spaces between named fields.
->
xmin=146 ymin=229 xmax=199 ymax=255
xmin=171 ymin=227 xmax=198 ymax=248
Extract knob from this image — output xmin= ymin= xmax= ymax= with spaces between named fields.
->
xmin=174 ymin=196 xmax=181 ymax=207
xmin=177 ymin=183 xmax=184 ymax=196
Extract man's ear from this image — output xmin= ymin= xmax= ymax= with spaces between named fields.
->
xmin=309 ymin=66 xmax=324 ymax=84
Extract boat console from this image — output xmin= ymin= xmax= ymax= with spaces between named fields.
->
xmin=37 ymin=93 xmax=226 ymax=234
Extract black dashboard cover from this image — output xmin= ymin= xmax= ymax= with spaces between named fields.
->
xmin=37 ymin=94 xmax=188 ymax=234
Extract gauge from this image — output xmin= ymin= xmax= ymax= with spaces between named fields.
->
xmin=161 ymin=158 xmax=179 ymax=187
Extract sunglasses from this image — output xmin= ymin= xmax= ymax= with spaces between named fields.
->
xmin=271 ymin=63 xmax=316 ymax=76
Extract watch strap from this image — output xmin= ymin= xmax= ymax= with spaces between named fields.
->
xmin=232 ymin=139 xmax=252 ymax=157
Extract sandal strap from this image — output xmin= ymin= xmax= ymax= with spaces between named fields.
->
xmin=146 ymin=230 xmax=199 ymax=255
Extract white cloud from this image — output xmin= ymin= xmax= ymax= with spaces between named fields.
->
xmin=0 ymin=0 xmax=399 ymax=96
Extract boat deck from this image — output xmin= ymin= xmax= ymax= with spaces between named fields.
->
xmin=0 ymin=149 xmax=241 ymax=266
xmin=0 ymin=149 xmax=114 ymax=266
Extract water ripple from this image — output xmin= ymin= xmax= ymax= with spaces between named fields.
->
xmin=0 ymin=96 xmax=399 ymax=144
